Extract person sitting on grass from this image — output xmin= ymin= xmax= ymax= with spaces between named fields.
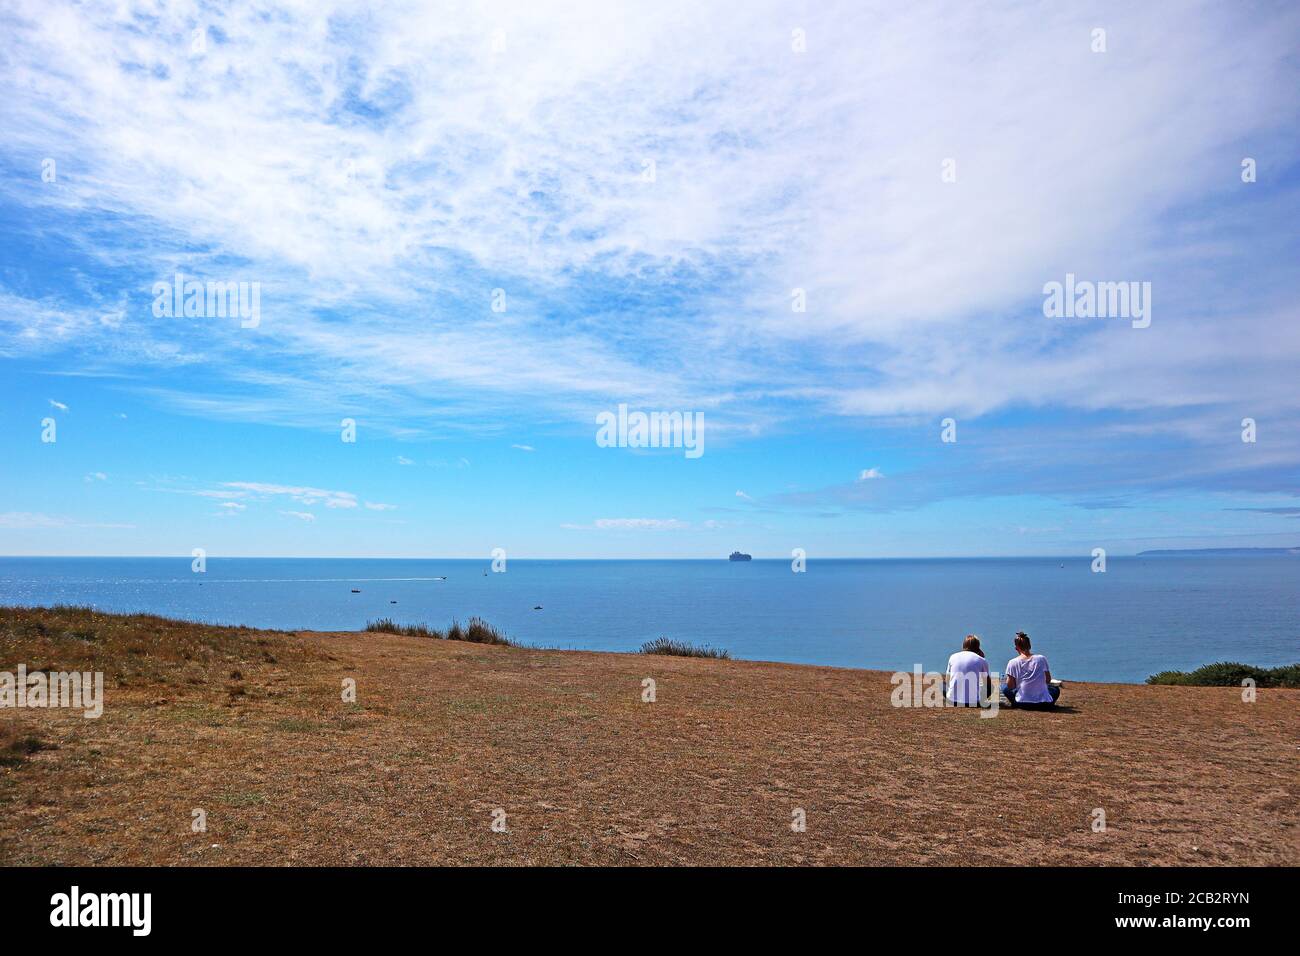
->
xmin=945 ymin=634 xmax=990 ymax=707
xmin=1002 ymin=631 xmax=1060 ymax=708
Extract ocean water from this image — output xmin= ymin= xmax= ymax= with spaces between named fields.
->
xmin=0 ymin=556 xmax=1295 ymax=683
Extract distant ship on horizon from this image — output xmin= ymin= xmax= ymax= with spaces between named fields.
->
xmin=728 ymin=551 xmax=752 ymax=561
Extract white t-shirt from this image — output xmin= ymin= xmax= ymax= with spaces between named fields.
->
xmin=946 ymin=650 xmax=990 ymax=705
xmin=1006 ymin=653 xmax=1053 ymax=703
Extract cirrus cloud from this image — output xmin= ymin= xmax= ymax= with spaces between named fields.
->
xmin=562 ymin=518 xmax=690 ymax=531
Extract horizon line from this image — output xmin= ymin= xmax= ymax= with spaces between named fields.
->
xmin=4 ymin=550 xmax=1295 ymax=562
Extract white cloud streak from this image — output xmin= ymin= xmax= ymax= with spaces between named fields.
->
xmin=0 ymin=0 xmax=1296 ymax=481
xmin=563 ymin=518 xmax=690 ymax=531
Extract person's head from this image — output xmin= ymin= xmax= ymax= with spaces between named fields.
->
xmin=1014 ymin=631 xmax=1032 ymax=656
xmin=962 ymin=634 xmax=984 ymax=657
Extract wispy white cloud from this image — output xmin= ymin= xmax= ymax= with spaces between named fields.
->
xmin=1 ymin=0 xmax=1297 ymax=497
xmin=857 ymin=468 xmax=883 ymax=481
xmin=152 ymin=478 xmax=391 ymax=513
xmin=0 ymin=511 xmax=68 ymax=529
xmin=278 ymin=510 xmax=316 ymax=522
xmin=511 ymin=444 xmax=535 ymax=452
xmin=563 ymin=518 xmax=690 ymax=531
xmin=0 ymin=511 xmax=133 ymax=529
xmin=223 ymin=482 xmax=357 ymax=509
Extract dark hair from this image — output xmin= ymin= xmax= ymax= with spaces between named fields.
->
xmin=962 ymin=634 xmax=984 ymax=657
xmin=1014 ymin=631 xmax=1031 ymax=653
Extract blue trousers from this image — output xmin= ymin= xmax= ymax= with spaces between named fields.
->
xmin=1002 ymin=683 xmax=1060 ymax=708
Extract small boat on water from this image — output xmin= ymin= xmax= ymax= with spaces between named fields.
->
xmin=351 ymin=589 xmax=361 ymax=593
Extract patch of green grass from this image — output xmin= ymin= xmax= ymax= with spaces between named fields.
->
xmin=274 ymin=718 xmax=320 ymax=733
xmin=1 ymin=605 xmax=310 ymax=686
xmin=639 ymin=637 xmax=730 ymax=659
xmin=364 ymin=618 xmax=440 ymax=638
xmin=218 ymin=790 xmax=267 ymax=807
xmin=1146 ymin=661 xmax=1300 ymax=688
xmin=162 ymin=702 xmax=229 ymax=727
xmin=445 ymin=698 xmax=489 ymax=716
xmin=445 ymin=694 xmax=512 ymax=716
xmin=365 ymin=616 xmax=514 ymax=646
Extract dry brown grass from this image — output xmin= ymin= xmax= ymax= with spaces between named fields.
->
xmin=2 ymin=605 xmax=1297 ymax=866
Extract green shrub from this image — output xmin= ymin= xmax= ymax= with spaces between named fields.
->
xmin=364 ymin=617 xmax=512 ymax=646
xmin=364 ymin=618 xmax=441 ymax=638
xmin=1146 ymin=661 xmax=1300 ymax=688
xmin=639 ymin=637 xmax=730 ymax=659
xmin=462 ymin=617 xmax=510 ymax=645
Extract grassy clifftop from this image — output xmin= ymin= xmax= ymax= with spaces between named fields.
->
xmin=2 ymin=606 xmax=1297 ymax=866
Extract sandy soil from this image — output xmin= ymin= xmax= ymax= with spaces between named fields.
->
xmin=2 ymin=608 xmax=1296 ymax=865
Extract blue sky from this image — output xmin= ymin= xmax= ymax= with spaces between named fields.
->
xmin=1 ymin=0 xmax=1298 ymax=558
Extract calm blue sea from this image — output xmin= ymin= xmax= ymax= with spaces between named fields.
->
xmin=0 ymin=556 xmax=1295 ymax=683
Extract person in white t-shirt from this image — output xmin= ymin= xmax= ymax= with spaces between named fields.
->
xmin=945 ymin=634 xmax=991 ymax=707
xmin=1002 ymin=631 xmax=1060 ymax=708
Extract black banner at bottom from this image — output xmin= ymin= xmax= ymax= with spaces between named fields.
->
xmin=0 ymin=865 xmax=1281 ymax=940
